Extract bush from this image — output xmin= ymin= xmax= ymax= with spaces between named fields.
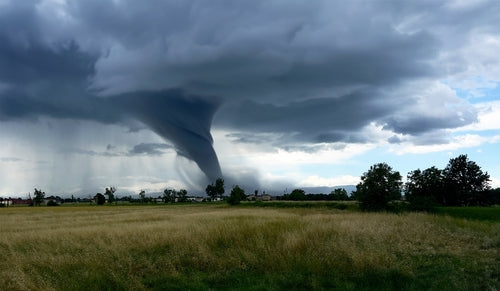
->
xmin=47 ymin=200 xmax=59 ymax=206
xmin=228 ymin=185 xmax=246 ymax=205
xmin=94 ymin=193 xmax=106 ymax=205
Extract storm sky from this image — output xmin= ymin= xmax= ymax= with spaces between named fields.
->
xmin=1 ymin=0 xmax=499 ymax=197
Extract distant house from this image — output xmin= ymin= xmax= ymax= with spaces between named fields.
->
xmin=1 ymin=198 xmax=32 ymax=205
xmin=246 ymin=194 xmax=272 ymax=201
xmin=187 ymin=196 xmax=204 ymax=203
xmin=260 ymin=194 xmax=272 ymax=201
xmin=44 ymin=196 xmax=63 ymax=205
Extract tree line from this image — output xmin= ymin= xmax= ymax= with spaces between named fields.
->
xmin=224 ymin=154 xmax=499 ymax=211
xmin=3 ymin=154 xmax=497 ymax=210
xmin=353 ymin=154 xmax=498 ymax=211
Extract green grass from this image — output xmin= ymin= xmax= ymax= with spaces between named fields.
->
xmin=435 ymin=206 xmax=500 ymax=221
xmin=0 ymin=204 xmax=498 ymax=290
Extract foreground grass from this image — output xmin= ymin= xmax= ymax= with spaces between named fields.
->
xmin=0 ymin=204 xmax=498 ymax=290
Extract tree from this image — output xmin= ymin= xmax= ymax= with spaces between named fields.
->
xmin=177 ymin=189 xmax=188 ymax=203
xmin=330 ymin=188 xmax=349 ymax=201
xmin=205 ymin=178 xmax=225 ymax=200
xmin=405 ymin=167 xmax=443 ymax=211
xmin=354 ymin=163 xmax=402 ymax=211
xmin=139 ymin=190 xmax=146 ymax=204
xmin=105 ymin=187 xmax=116 ymax=204
xmin=228 ymin=185 xmax=246 ymax=205
xmin=486 ymin=188 xmax=500 ymax=205
xmin=163 ymin=189 xmax=176 ymax=203
xmin=442 ymin=155 xmax=490 ymax=206
xmin=94 ymin=193 xmax=106 ymax=205
xmin=33 ymin=188 xmax=45 ymax=206
xmin=289 ymin=189 xmax=306 ymax=201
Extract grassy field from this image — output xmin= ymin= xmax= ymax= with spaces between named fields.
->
xmin=0 ymin=203 xmax=498 ymax=290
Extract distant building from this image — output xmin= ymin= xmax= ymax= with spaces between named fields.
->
xmin=187 ymin=196 xmax=204 ymax=203
xmin=1 ymin=198 xmax=32 ymax=206
xmin=246 ymin=194 xmax=272 ymax=201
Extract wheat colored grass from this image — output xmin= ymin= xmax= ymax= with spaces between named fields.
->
xmin=0 ymin=204 xmax=498 ymax=290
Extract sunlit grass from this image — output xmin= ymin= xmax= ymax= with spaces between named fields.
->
xmin=0 ymin=204 xmax=498 ymax=290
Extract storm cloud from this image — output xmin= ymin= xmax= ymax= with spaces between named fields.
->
xmin=0 ymin=0 xmax=498 ymax=191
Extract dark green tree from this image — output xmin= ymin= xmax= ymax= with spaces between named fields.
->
xmin=177 ymin=189 xmax=188 ymax=203
xmin=354 ymin=163 xmax=402 ymax=211
xmin=442 ymin=155 xmax=490 ymax=206
xmin=105 ymin=187 xmax=116 ymax=204
xmin=94 ymin=193 xmax=106 ymax=205
xmin=139 ymin=190 xmax=146 ymax=204
xmin=227 ymin=185 xmax=246 ymax=205
xmin=33 ymin=188 xmax=45 ymax=206
xmin=289 ymin=189 xmax=306 ymax=201
xmin=486 ymin=188 xmax=500 ymax=205
xmin=405 ymin=167 xmax=442 ymax=211
xmin=163 ymin=189 xmax=176 ymax=203
xmin=206 ymin=178 xmax=225 ymax=200
xmin=330 ymin=188 xmax=349 ymax=201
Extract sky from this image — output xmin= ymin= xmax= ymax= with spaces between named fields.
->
xmin=1 ymin=0 xmax=500 ymax=197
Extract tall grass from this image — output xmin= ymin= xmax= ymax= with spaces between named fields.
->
xmin=0 ymin=204 xmax=498 ymax=290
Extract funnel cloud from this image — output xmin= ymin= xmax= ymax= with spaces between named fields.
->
xmin=119 ymin=90 xmax=223 ymax=182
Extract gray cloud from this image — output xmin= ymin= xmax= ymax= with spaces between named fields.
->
xmin=79 ymin=1 xmax=441 ymax=101
xmin=215 ymin=92 xmax=390 ymax=143
xmin=382 ymin=112 xmax=477 ymax=136
xmin=0 ymin=157 xmax=22 ymax=162
xmin=129 ymin=143 xmax=173 ymax=156
xmin=66 ymin=142 xmax=173 ymax=157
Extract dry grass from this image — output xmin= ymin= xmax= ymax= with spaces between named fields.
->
xmin=0 ymin=204 xmax=498 ymax=290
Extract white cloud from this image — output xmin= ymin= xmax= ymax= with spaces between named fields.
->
xmin=298 ymin=175 xmax=360 ymax=187
xmin=392 ymin=134 xmax=500 ymax=155
xmin=213 ymin=129 xmax=375 ymax=189
xmin=443 ymin=33 xmax=500 ymax=94
xmin=490 ymin=177 xmax=500 ymax=188
xmin=455 ymin=100 xmax=500 ymax=131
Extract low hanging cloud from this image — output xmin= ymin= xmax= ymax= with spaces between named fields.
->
xmin=0 ymin=0 xmax=497 ymax=185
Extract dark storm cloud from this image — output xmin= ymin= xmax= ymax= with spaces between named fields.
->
xmin=382 ymin=112 xmax=477 ymax=135
xmin=80 ymin=0 xmax=441 ymax=100
xmin=215 ymin=92 xmax=391 ymax=144
xmin=0 ymin=0 xmax=496 ymax=183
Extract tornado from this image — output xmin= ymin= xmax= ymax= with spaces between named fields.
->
xmin=119 ymin=89 xmax=223 ymax=182
xmin=0 ymin=88 xmax=223 ymax=184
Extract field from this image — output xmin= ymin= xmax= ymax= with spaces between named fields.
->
xmin=0 ymin=203 xmax=499 ymax=290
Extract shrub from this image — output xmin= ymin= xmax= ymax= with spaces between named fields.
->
xmin=228 ymin=185 xmax=246 ymax=205
xmin=47 ymin=200 xmax=59 ymax=206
